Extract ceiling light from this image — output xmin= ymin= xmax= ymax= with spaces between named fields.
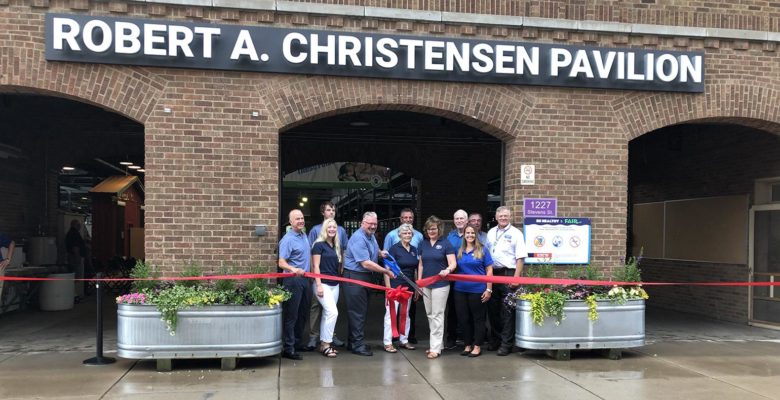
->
xmin=299 ymin=202 xmax=304 ymax=207
xmin=62 ymin=166 xmax=75 ymax=171
xmin=302 ymin=197 xmax=308 ymax=202
xmin=128 ymin=165 xmax=141 ymax=170
xmin=120 ymin=161 xmax=133 ymax=166
xmin=137 ymin=169 xmax=145 ymax=173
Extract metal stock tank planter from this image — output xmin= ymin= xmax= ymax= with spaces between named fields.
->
xmin=513 ymin=259 xmax=648 ymax=360
xmin=115 ymin=262 xmax=290 ymax=371
xmin=117 ymin=304 xmax=282 ymax=371
xmin=515 ymin=299 xmax=645 ymax=360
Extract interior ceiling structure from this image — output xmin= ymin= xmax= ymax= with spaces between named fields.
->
xmin=0 ymin=93 xmax=144 ymax=181
xmin=281 ymin=110 xmax=502 ymax=175
xmin=0 ymin=93 xmax=144 ymax=208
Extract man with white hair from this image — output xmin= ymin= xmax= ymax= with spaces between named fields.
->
xmin=343 ymin=211 xmax=396 ymax=356
xmin=485 ymin=206 xmax=527 ymax=356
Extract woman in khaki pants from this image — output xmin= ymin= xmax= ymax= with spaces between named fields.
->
xmin=417 ymin=216 xmax=457 ymax=359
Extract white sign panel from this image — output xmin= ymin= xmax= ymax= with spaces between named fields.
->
xmin=523 ymin=217 xmax=591 ymax=264
xmin=521 ymin=164 xmax=535 ymax=185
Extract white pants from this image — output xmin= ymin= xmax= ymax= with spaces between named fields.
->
xmin=313 ymin=283 xmax=339 ymax=343
xmin=423 ymin=285 xmax=450 ymax=353
xmin=383 ymin=297 xmax=412 ymax=345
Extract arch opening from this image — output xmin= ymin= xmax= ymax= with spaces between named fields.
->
xmin=628 ymin=120 xmax=780 ymax=327
xmin=0 ymin=91 xmax=145 ymax=311
xmin=280 ymin=110 xmax=503 ymax=237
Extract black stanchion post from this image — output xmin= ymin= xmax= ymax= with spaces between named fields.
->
xmin=84 ymin=273 xmax=116 ymax=365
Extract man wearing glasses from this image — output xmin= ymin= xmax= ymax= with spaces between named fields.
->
xmin=485 ymin=206 xmax=527 ymax=356
xmin=343 ymin=211 xmax=396 ymax=356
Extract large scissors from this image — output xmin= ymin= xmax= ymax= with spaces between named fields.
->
xmin=384 ymin=253 xmax=426 ymax=298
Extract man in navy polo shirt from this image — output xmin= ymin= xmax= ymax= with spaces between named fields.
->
xmin=278 ymin=209 xmax=312 ymax=360
xmin=343 ymin=211 xmax=395 ymax=356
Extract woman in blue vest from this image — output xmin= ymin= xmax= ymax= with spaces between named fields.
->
xmin=418 ymin=216 xmax=456 ymax=359
xmin=311 ymin=218 xmax=343 ymax=358
xmin=454 ymin=225 xmax=494 ymax=357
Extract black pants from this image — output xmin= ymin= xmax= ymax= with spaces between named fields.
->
xmin=343 ymin=269 xmax=373 ymax=350
xmin=446 ymin=281 xmax=460 ymax=342
xmin=408 ymin=297 xmax=418 ymax=338
xmin=487 ymin=268 xmax=515 ymax=348
xmin=454 ymin=291 xmax=487 ymax=347
xmin=282 ymin=276 xmax=312 ymax=353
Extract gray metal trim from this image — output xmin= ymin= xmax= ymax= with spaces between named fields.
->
xmin=133 ymin=0 xmax=780 ymax=43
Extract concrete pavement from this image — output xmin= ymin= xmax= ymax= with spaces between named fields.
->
xmin=1 ymin=294 xmax=779 ymax=399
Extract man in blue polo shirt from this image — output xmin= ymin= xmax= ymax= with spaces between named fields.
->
xmin=383 ymin=208 xmax=423 ymax=250
xmin=343 ymin=211 xmax=395 ymax=356
xmin=278 ymin=209 xmax=312 ymax=360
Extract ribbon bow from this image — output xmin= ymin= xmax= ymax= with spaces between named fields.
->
xmin=386 ymin=285 xmax=413 ymax=338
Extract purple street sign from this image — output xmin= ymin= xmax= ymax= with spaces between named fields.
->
xmin=523 ymin=198 xmax=558 ymax=217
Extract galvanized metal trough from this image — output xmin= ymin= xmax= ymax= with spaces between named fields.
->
xmin=117 ymin=304 xmax=282 ymax=371
xmin=515 ymin=299 xmax=645 ymax=360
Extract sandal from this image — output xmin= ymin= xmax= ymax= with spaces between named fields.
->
xmin=398 ymin=342 xmax=416 ymax=350
xmin=384 ymin=344 xmax=398 ymax=353
xmin=426 ymin=351 xmax=440 ymax=359
xmin=321 ymin=346 xmax=337 ymax=358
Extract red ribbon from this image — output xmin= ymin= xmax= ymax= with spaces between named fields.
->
xmin=386 ymin=285 xmax=413 ymax=338
xmin=4 ymin=271 xmax=780 ymax=288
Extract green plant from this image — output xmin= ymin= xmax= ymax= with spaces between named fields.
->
xmin=118 ymin=262 xmax=291 ymax=335
xmin=519 ymin=290 xmax=568 ymax=326
xmin=516 ymin=258 xmax=649 ymax=327
xmin=214 ymin=265 xmax=236 ymax=292
xmin=614 ymin=250 xmax=643 ymax=283
xmin=178 ymin=261 xmax=203 ymax=288
xmin=129 ymin=260 xmax=158 ymax=292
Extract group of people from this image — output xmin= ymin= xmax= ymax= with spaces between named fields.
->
xmin=277 ymin=202 xmax=527 ymax=361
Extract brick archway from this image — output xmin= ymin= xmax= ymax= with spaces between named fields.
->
xmin=613 ymin=82 xmax=780 ymax=141
xmin=0 ymin=46 xmax=166 ymax=123
xmin=263 ymin=76 xmax=534 ymax=141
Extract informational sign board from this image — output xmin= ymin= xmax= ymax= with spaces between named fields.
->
xmin=523 ymin=198 xmax=557 ymax=217
xmin=523 ymin=217 xmax=591 ymax=264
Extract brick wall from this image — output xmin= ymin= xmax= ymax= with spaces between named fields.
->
xmin=278 ymin=0 xmax=780 ymax=32
xmin=641 ymin=258 xmax=749 ymax=323
xmin=0 ymin=1 xmax=778 ymax=279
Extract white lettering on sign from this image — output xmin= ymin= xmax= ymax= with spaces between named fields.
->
xmin=230 ymin=29 xmax=258 ymax=61
xmin=51 ymin=17 xmax=222 ymax=58
xmin=47 ymin=14 xmax=704 ymax=92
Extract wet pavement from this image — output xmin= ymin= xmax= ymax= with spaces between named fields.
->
xmin=1 ymin=293 xmax=779 ymax=400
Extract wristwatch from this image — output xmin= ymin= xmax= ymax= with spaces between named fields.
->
xmin=485 ymin=288 xmax=493 ymax=293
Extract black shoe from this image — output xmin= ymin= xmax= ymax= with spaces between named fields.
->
xmin=282 ymin=351 xmax=303 ymax=360
xmin=351 ymin=345 xmax=373 ymax=357
xmin=460 ymin=350 xmax=471 ymax=356
xmin=496 ymin=347 xmax=511 ymax=356
xmin=444 ymin=340 xmax=457 ymax=350
xmin=408 ymin=337 xmax=418 ymax=344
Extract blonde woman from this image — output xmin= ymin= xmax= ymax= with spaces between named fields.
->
xmin=454 ymin=225 xmax=494 ymax=357
xmin=418 ymin=216 xmax=456 ymax=359
xmin=312 ymin=218 xmax=342 ymax=358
